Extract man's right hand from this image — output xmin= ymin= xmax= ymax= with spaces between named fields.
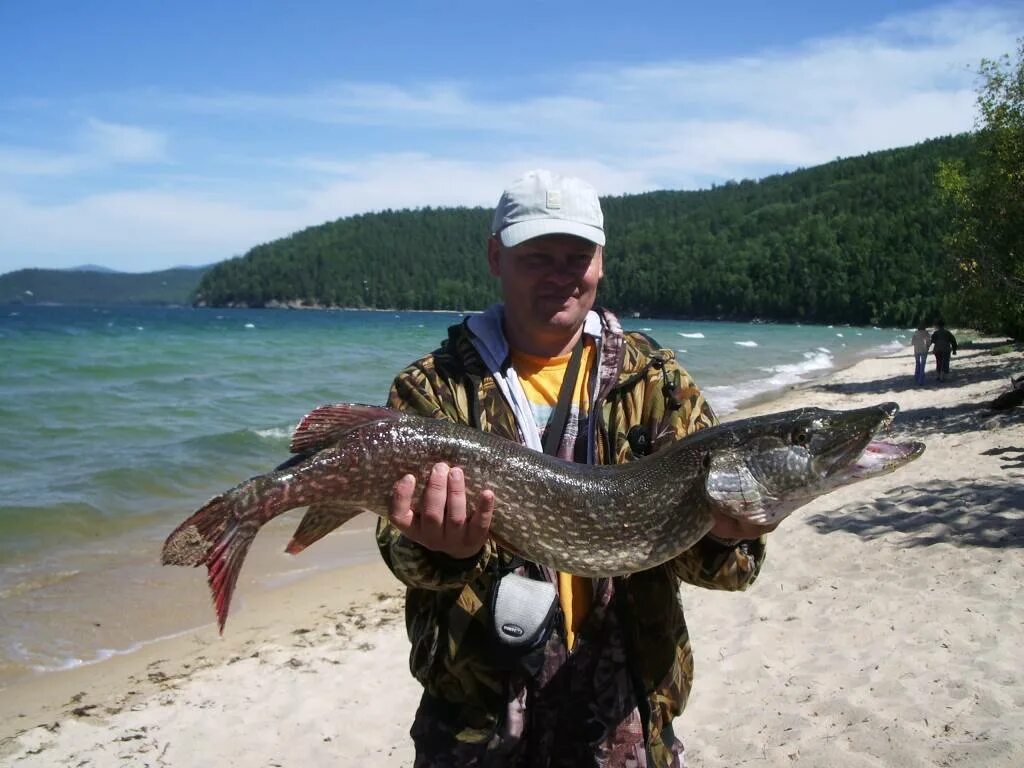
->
xmin=388 ymin=462 xmax=495 ymax=559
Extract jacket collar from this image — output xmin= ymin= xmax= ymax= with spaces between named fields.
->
xmin=465 ymin=304 xmax=609 ymax=453
xmin=466 ymin=304 xmax=604 ymax=370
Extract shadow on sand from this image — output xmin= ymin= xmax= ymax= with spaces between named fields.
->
xmin=893 ymin=401 xmax=1024 ymax=438
xmin=804 ymin=343 xmax=1024 ymax=549
xmin=805 ymin=476 xmax=1024 ymax=550
xmin=819 ymin=352 xmax=1024 ymax=399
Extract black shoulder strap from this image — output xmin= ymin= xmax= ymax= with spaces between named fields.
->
xmin=542 ymin=335 xmax=585 ymax=456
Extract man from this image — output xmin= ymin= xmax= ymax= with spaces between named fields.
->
xmin=377 ymin=169 xmax=776 ymax=767
xmin=930 ymin=320 xmax=958 ymax=383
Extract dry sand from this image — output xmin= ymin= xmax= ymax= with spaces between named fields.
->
xmin=2 ymin=338 xmax=1022 ymax=767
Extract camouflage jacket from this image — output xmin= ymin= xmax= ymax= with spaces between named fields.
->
xmin=377 ymin=306 xmax=767 ymax=768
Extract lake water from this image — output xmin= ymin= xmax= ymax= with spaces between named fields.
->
xmin=0 ymin=304 xmax=908 ymax=684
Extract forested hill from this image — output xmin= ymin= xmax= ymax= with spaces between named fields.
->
xmin=195 ymin=134 xmax=975 ymax=325
xmin=0 ymin=266 xmax=207 ymax=306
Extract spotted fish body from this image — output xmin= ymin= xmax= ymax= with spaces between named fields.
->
xmin=162 ymin=401 xmax=923 ymax=631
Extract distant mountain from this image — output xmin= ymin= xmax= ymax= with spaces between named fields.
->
xmin=0 ymin=266 xmax=209 ymax=305
xmin=65 ymin=264 xmax=121 ymax=273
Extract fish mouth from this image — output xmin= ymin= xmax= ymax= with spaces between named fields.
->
xmin=853 ymin=401 xmax=925 ymax=477
xmin=819 ymin=402 xmax=923 ymax=481
xmin=846 ymin=438 xmax=926 ymax=480
xmin=834 ymin=402 xmax=924 ymax=481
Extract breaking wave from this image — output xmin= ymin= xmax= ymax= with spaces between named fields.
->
xmin=705 ymin=348 xmax=836 ymax=414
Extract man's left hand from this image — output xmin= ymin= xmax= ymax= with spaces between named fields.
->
xmin=709 ymin=513 xmax=779 ymax=542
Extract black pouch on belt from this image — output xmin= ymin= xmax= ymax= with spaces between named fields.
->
xmin=489 ymin=566 xmax=558 ymax=672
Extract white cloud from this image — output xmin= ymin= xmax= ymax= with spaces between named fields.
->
xmin=0 ymin=119 xmax=168 ymax=179
xmin=82 ymin=118 xmax=167 ymax=163
xmin=0 ymin=190 xmax=303 ymax=272
xmin=1 ymin=1 xmax=1021 ymax=272
xmin=0 ymin=156 xmax=647 ymax=272
xmin=305 ymin=154 xmax=652 ymax=219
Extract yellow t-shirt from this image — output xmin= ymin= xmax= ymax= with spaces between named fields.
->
xmin=510 ymin=343 xmax=594 ymax=650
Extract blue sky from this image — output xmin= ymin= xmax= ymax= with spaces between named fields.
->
xmin=1 ymin=1 xmax=1020 ymax=273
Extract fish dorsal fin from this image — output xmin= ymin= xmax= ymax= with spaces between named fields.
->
xmin=290 ymin=403 xmax=402 ymax=454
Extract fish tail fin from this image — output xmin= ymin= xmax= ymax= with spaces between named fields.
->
xmin=285 ymin=502 xmax=364 ymax=555
xmin=162 ymin=492 xmax=237 ymax=567
xmin=161 ymin=491 xmax=258 ymax=634
xmin=206 ymin=520 xmax=257 ymax=633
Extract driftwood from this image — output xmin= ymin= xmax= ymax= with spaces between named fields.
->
xmin=989 ymin=374 xmax=1024 ymax=410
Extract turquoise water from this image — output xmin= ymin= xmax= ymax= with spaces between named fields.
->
xmin=0 ymin=304 xmax=908 ymax=681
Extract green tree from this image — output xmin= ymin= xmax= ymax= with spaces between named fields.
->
xmin=937 ymin=39 xmax=1024 ymax=338
xmin=193 ymin=135 xmax=973 ymax=327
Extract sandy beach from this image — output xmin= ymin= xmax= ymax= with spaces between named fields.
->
xmin=2 ymin=337 xmax=1022 ymax=767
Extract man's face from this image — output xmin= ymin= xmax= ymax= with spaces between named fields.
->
xmin=487 ymin=234 xmax=604 ymax=352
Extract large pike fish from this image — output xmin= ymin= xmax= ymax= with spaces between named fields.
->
xmin=163 ymin=402 xmax=923 ymax=631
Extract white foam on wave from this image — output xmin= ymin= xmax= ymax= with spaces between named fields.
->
xmin=703 ymin=383 xmax=758 ymax=415
xmin=678 ymin=332 xmax=705 ymax=339
xmin=244 ymin=322 xmax=256 ymax=329
xmin=24 ymin=625 xmax=203 ymax=675
xmin=734 ymin=340 xmax=758 ymax=348
xmin=24 ymin=644 xmax=122 ymax=673
xmin=254 ymin=426 xmax=292 ymax=440
xmin=704 ymin=348 xmax=835 ymax=414
xmin=762 ymin=349 xmax=835 ymax=378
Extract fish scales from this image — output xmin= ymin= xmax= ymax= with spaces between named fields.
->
xmin=163 ymin=401 xmax=924 ymax=632
xmin=284 ymin=418 xmax=712 ymax=576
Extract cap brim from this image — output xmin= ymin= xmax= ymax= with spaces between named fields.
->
xmin=498 ymin=219 xmax=605 ymax=248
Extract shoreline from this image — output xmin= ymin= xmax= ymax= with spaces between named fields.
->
xmin=3 ymin=338 xmax=1022 ymax=766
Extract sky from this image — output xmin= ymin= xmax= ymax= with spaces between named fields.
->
xmin=1 ymin=1 xmax=1020 ymax=274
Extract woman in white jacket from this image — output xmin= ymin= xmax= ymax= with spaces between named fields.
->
xmin=911 ymin=325 xmax=931 ymax=385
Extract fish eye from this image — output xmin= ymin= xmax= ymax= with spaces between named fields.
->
xmin=791 ymin=426 xmax=809 ymax=446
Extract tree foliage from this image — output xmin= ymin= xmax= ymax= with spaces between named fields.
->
xmin=195 ymin=135 xmax=978 ymax=327
xmin=937 ymin=40 xmax=1024 ymax=338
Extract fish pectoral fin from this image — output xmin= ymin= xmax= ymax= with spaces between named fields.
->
xmin=290 ymin=403 xmax=403 ymax=454
xmin=285 ymin=502 xmax=368 ymax=554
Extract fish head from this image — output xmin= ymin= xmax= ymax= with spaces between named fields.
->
xmin=704 ymin=402 xmax=924 ymax=525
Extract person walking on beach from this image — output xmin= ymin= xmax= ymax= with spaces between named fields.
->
xmin=377 ymin=169 xmax=779 ymax=767
xmin=930 ymin=320 xmax=958 ymax=383
xmin=911 ymin=324 xmax=931 ymax=386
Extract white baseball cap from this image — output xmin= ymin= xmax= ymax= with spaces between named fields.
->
xmin=491 ymin=169 xmax=605 ymax=247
